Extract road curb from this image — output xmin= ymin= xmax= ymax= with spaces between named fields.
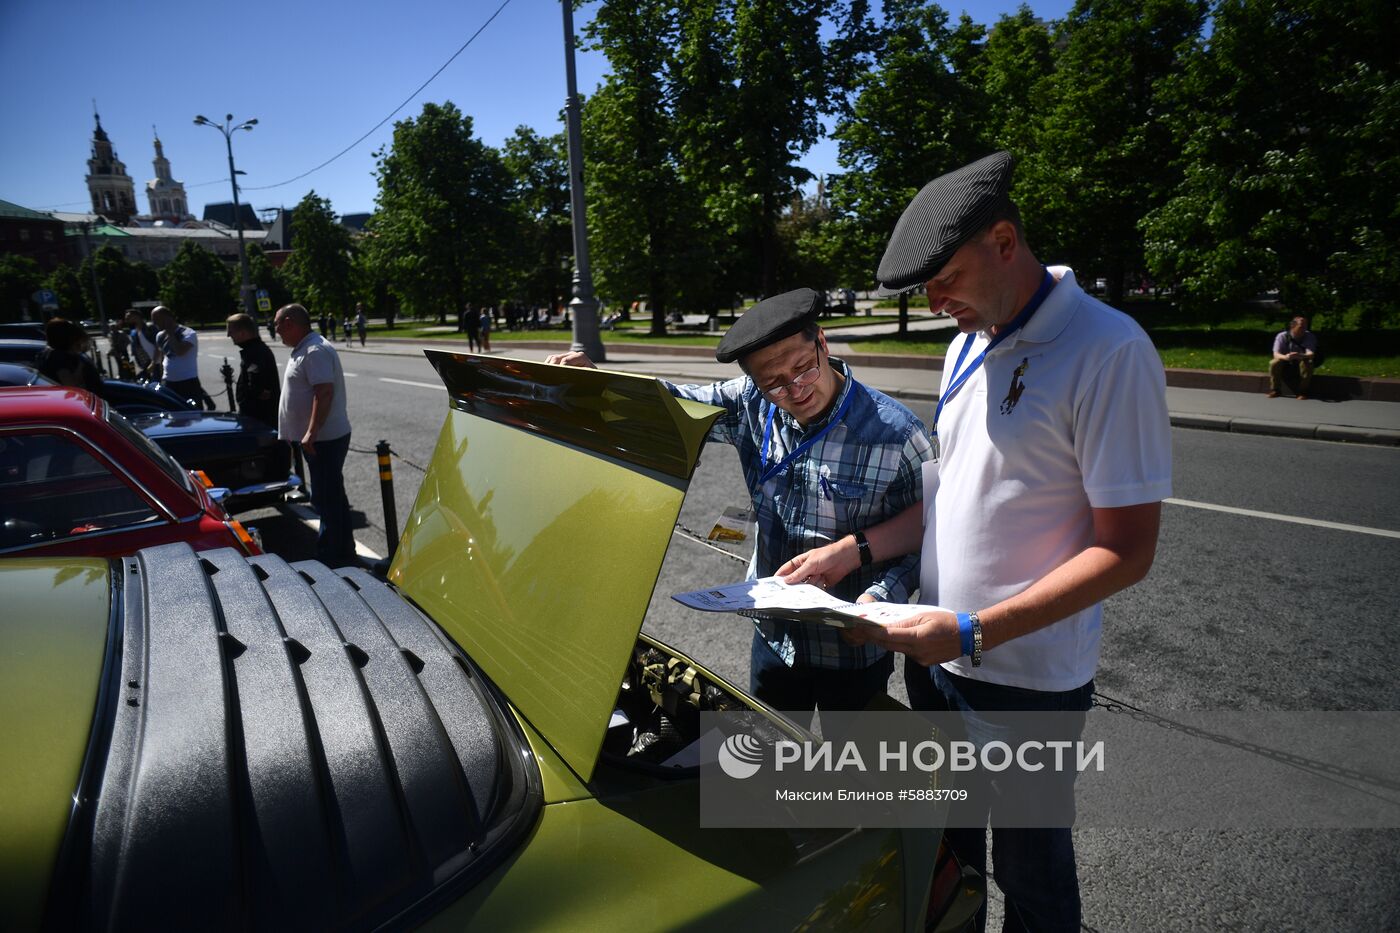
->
xmin=337 ymin=343 xmax=1400 ymax=446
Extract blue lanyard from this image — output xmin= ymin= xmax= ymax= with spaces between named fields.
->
xmin=758 ymin=381 xmax=855 ymax=485
xmin=932 ymin=268 xmax=1055 ymax=442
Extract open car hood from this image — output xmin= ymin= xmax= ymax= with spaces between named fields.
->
xmin=390 ymin=352 xmax=720 ymax=782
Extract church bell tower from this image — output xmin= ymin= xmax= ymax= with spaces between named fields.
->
xmin=85 ymin=107 xmax=138 ymax=225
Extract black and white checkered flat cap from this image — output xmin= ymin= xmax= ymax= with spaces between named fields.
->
xmin=715 ymin=288 xmax=822 ymax=363
xmin=874 ymin=151 xmax=1016 ymax=297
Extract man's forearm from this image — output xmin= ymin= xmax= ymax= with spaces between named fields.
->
xmin=307 ymin=385 xmax=333 ymax=437
xmin=867 ymin=501 xmax=925 ymax=564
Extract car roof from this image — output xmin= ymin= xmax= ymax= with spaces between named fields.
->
xmin=0 ymin=361 xmax=50 ymax=386
xmin=0 ymin=384 xmax=101 ymax=423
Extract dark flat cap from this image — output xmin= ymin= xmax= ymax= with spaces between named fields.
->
xmin=875 ymin=151 xmax=1015 ymax=296
xmin=715 ymin=288 xmax=822 ymax=363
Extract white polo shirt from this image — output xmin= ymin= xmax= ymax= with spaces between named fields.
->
xmin=278 ymin=332 xmax=351 ymax=443
xmin=923 ymin=266 xmax=1172 ymax=692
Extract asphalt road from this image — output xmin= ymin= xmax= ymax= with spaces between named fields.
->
xmin=199 ymin=335 xmax=1400 ymax=931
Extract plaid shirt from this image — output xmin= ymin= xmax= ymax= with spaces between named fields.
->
xmin=670 ymin=359 xmax=933 ymax=670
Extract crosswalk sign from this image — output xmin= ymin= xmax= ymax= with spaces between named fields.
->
xmin=256 ymin=289 xmax=271 ymax=313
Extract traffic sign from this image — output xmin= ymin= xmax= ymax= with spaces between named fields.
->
xmin=256 ymin=289 xmax=271 ymax=312
xmin=33 ymin=288 xmax=58 ymax=310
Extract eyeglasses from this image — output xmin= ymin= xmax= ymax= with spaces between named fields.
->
xmin=764 ymin=348 xmax=825 ymax=400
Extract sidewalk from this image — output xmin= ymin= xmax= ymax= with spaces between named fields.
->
xmin=339 ymin=332 xmax=1400 ymax=446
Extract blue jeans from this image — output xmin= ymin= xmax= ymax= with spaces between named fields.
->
xmin=303 ymin=432 xmax=354 ymax=566
xmin=749 ymin=631 xmax=894 ymax=728
xmin=913 ymin=663 xmax=1093 ymax=933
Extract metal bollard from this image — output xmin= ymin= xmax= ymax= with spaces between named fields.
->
xmin=377 ymin=440 xmax=399 ymax=560
xmin=221 ymin=357 xmax=236 ymax=412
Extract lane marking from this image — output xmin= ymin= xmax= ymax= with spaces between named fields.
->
xmin=1165 ymin=497 xmax=1400 ymax=540
xmin=379 ymin=377 xmax=446 ymax=391
xmin=344 ymin=372 xmax=358 ymax=377
xmin=282 ymin=502 xmax=384 ymax=560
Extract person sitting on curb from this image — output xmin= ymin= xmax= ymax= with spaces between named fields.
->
xmin=1268 ymin=315 xmax=1319 ymax=400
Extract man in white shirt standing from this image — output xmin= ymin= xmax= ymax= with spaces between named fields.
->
xmin=780 ymin=152 xmax=1172 ymax=932
xmin=151 ymin=305 xmax=214 ymax=409
xmin=274 ymin=302 xmax=356 ymax=566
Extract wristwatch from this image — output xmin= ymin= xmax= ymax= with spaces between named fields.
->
xmin=852 ymin=531 xmax=872 ymax=567
xmin=969 ymin=610 xmax=983 ymax=667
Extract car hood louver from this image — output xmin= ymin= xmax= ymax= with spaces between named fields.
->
xmin=48 ymin=542 xmax=538 ymax=931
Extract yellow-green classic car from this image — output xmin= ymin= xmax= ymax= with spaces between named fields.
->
xmin=0 ymin=352 xmax=981 ymax=932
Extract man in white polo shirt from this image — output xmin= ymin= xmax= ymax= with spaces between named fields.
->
xmin=274 ymin=302 xmax=355 ymax=566
xmin=780 ymin=152 xmax=1171 ymax=932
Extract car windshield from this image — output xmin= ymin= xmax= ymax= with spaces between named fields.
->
xmin=103 ymin=403 xmax=194 ymax=494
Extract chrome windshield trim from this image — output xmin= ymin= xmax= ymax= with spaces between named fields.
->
xmin=0 ymin=515 xmax=167 ymax=555
xmin=0 ymin=423 xmax=190 ymax=522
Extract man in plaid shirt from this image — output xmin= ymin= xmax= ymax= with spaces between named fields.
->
xmin=549 ymin=288 xmax=933 ymax=718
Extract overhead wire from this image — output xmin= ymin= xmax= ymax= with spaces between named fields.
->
xmin=243 ymin=0 xmax=517 ymax=193
xmin=36 ymin=0 xmax=517 ymax=210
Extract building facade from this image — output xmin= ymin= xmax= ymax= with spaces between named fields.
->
xmin=145 ymin=132 xmax=194 ymax=225
xmin=84 ymin=112 xmax=138 ymax=225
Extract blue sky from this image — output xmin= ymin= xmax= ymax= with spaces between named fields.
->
xmin=0 ymin=0 xmax=1072 ymax=219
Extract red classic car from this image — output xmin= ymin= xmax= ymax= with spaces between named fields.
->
xmin=0 ymin=386 xmax=261 ymax=558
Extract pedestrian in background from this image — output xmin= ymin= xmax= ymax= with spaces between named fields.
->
xmin=1267 ymin=315 xmax=1320 ymax=399
xmin=226 ymin=312 xmax=280 ymax=429
xmin=151 ymin=305 xmax=214 ymax=409
xmin=342 ymin=311 xmax=353 ymax=345
xmin=479 ymin=307 xmax=492 ymax=352
xmin=355 ymin=302 xmax=367 ymax=346
xmin=124 ymin=308 xmax=158 ymax=379
xmin=35 ymin=317 xmax=104 ymax=397
xmin=465 ymin=306 xmax=480 ymax=353
xmin=273 ymin=303 xmax=355 ymax=566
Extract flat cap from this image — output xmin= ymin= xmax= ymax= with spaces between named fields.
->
xmin=715 ymin=288 xmax=822 ymax=363
xmin=875 ymin=151 xmax=1015 ymax=296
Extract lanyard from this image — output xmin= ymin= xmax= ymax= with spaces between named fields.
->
xmin=932 ymin=268 xmax=1055 ymax=445
xmin=758 ymin=381 xmax=855 ymax=485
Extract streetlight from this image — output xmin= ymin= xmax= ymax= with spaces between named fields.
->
xmin=560 ymin=2 xmax=604 ymax=361
xmin=194 ymin=113 xmax=258 ymax=319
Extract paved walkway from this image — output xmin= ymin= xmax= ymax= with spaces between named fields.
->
xmin=335 ymin=332 xmax=1400 ymax=446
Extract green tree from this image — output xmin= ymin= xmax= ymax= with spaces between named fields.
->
xmin=44 ymin=263 xmax=87 ymax=320
xmin=79 ymin=244 xmax=145 ymax=320
xmin=244 ymin=242 xmax=293 ymax=314
xmin=826 ymin=1 xmax=990 ymax=332
xmin=583 ymin=0 xmax=688 ymax=334
xmin=716 ymin=0 xmax=835 ymax=296
xmin=128 ymin=260 xmax=160 ymax=307
xmin=158 ymin=241 xmax=235 ymax=324
xmin=371 ymin=103 xmax=516 ymax=325
xmin=0 ymin=254 xmax=44 ymax=322
xmin=280 ymin=191 xmax=355 ymax=319
xmin=975 ymin=6 xmax=1055 ymax=155
xmin=1141 ymin=0 xmax=1399 ymax=325
xmin=502 ymin=125 xmax=573 ymax=314
xmin=1022 ymin=0 xmax=1205 ymax=305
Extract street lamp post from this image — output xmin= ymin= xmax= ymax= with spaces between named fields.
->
xmin=194 ymin=113 xmax=258 ymax=319
xmin=560 ymin=1 xmax=604 ymax=361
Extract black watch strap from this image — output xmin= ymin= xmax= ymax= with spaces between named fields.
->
xmin=853 ymin=531 xmax=873 ymax=567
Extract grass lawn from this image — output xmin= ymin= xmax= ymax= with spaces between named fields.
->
xmin=1125 ymin=300 xmax=1400 ymax=378
xmin=362 ymin=304 xmax=1399 ymax=378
